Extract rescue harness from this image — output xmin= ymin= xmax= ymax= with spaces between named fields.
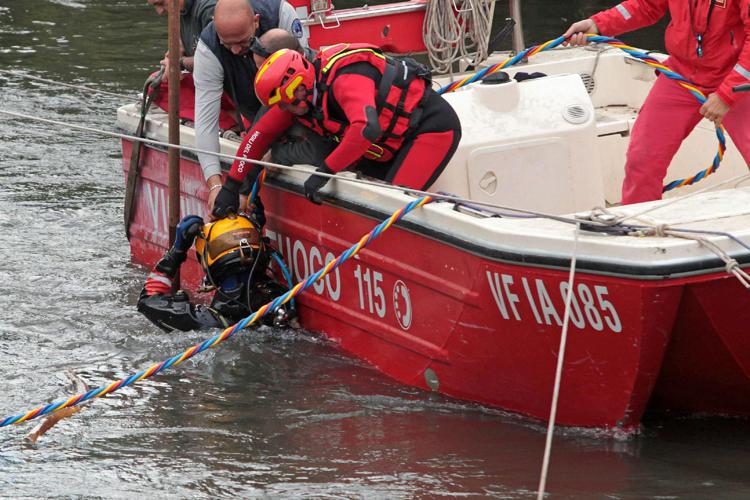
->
xmin=300 ymin=43 xmax=432 ymax=161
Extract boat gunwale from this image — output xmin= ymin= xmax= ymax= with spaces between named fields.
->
xmin=119 ymin=135 xmax=750 ymax=282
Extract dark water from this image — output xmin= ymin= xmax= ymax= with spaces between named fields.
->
xmin=1 ymin=1 xmax=749 ymax=498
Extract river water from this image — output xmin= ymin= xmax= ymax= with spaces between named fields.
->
xmin=1 ymin=0 xmax=749 ymax=498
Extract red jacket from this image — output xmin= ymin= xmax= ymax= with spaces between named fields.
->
xmin=228 ymin=45 xmax=428 ymax=181
xmin=591 ymin=0 xmax=750 ymax=105
xmin=226 ymin=76 xmax=384 ymax=182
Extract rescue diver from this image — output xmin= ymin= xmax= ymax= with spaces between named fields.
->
xmin=211 ymin=43 xmax=462 ymax=215
xmin=138 ymin=213 xmax=293 ymax=332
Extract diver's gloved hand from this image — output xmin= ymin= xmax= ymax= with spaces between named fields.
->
xmin=155 ymin=214 xmax=204 ymax=276
xmin=154 ymin=248 xmax=184 ymax=277
xmin=212 ymin=177 xmax=242 ymax=218
xmin=303 ymin=164 xmax=333 ymax=205
xmin=173 ymin=215 xmax=204 ymax=252
xmin=144 ymin=270 xmax=173 ymax=296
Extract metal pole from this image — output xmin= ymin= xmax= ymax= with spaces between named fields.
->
xmin=509 ymin=0 xmax=525 ymax=53
xmin=168 ymin=0 xmax=181 ymax=289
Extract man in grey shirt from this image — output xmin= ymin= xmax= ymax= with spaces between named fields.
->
xmin=193 ymin=0 xmax=308 ymax=207
xmin=147 ymin=0 xmax=217 ymax=75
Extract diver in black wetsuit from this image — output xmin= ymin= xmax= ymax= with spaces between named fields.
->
xmin=137 ymin=212 xmax=293 ymax=332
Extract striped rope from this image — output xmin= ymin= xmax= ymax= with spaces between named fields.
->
xmin=0 ymin=195 xmax=433 ymax=427
xmin=437 ymin=34 xmax=727 ymax=193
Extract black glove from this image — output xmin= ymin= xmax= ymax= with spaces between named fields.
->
xmin=154 ymin=248 xmax=184 ymax=277
xmin=303 ymin=165 xmax=333 ymax=205
xmin=155 ymin=215 xmax=204 ymax=276
xmin=212 ymin=177 xmax=242 ymax=218
xmin=514 ymin=71 xmax=546 ymax=82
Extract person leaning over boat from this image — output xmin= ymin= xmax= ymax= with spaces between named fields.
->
xmin=564 ymin=0 xmax=750 ymax=205
xmin=248 ymin=29 xmax=336 ymax=169
xmin=211 ymin=44 xmax=462 ymax=215
xmin=138 ymin=213 xmax=294 ymax=331
xmin=193 ymin=0 xmax=308 ymax=209
xmin=147 ymin=0 xmax=243 ymax=133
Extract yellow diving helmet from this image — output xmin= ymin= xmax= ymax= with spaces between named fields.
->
xmin=194 ymin=214 xmax=263 ymax=282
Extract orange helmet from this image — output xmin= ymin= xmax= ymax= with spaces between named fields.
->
xmin=254 ymin=48 xmax=315 ymax=107
xmin=194 ymin=214 xmax=263 ymax=282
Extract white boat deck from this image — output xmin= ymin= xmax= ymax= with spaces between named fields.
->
xmin=594 ymin=105 xmax=636 ymax=136
xmin=116 ymin=46 xmax=750 ymax=278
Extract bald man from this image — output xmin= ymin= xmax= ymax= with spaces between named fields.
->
xmin=193 ymin=0 xmax=308 ymax=204
xmin=251 ymin=27 xmax=302 ymax=67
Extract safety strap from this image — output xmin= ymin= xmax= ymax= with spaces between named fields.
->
xmin=376 ymin=58 xmax=398 ymax=109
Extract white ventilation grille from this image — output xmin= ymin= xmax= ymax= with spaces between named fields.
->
xmin=579 ymin=73 xmax=596 ymax=94
xmin=563 ymin=104 xmax=590 ymax=124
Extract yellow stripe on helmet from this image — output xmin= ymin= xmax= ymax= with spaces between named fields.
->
xmin=255 ymin=48 xmax=290 ymax=85
xmin=267 ymin=87 xmax=282 ymax=106
xmin=285 ymin=75 xmax=304 ymax=101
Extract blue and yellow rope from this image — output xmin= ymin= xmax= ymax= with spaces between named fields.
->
xmin=438 ymin=34 xmax=727 ymax=193
xmin=0 ymin=195 xmax=433 ymax=428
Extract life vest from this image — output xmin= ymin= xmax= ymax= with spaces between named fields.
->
xmin=300 ymin=43 xmax=430 ymax=161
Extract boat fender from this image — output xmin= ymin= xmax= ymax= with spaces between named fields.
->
xmin=473 ymin=71 xmax=520 ymax=113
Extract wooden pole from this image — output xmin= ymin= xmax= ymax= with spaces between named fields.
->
xmin=167 ymin=0 xmax=181 ymax=289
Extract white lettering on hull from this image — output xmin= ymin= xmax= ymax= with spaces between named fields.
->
xmin=487 ymin=271 xmax=623 ymax=334
xmin=265 ymin=230 xmax=415 ymax=329
xmin=266 ymin=229 xmax=342 ymax=302
xmin=142 ymin=182 xmax=207 ymax=240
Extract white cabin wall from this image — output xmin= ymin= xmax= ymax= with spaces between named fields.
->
xmin=435 ymin=73 xmax=605 ymax=214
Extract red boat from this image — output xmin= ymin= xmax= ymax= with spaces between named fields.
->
xmin=117 ymin=4 xmax=750 ymax=429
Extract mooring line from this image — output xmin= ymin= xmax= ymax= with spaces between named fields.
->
xmin=0 ymin=196 xmax=432 ymax=427
xmin=0 ymin=69 xmax=140 ymax=101
xmin=537 ymin=222 xmax=581 ymax=500
xmin=439 ymin=34 xmax=726 ymax=193
xmin=0 ymin=108 xmax=599 ymax=227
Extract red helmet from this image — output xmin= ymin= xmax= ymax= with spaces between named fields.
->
xmin=254 ymin=48 xmax=315 ymax=107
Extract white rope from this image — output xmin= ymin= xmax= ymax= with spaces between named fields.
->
xmin=5 ymin=106 xmax=750 ymax=287
xmin=0 ymin=107 xmax=603 ymax=226
xmin=537 ymin=222 xmax=581 ymax=500
xmin=0 ymin=69 xmax=140 ymax=101
xmin=633 ymin=225 xmax=750 ymax=289
xmin=423 ymin=0 xmax=493 ymax=74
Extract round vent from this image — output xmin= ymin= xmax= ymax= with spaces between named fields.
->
xmin=563 ymin=104 xmax=590 ymax=124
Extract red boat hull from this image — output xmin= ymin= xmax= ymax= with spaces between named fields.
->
xmin=292 ymin=0 xmax=430 ymax=54
xmin=122 ymin=140 xmax=750 ymax=428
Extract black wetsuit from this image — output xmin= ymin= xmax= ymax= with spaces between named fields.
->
xmin=137 ymin=265 xmax=291 ymax=332
xmin=137 ymin=216 xmax=292 ymax=332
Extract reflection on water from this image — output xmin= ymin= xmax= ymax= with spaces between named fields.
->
xmin=0 ymin=0 xmax=748 ymax=498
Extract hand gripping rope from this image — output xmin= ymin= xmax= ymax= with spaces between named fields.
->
xmin=0 ymin=196 xmax=433 ymax=428
xmin=437 ymin=34 xmax=727 ymax=193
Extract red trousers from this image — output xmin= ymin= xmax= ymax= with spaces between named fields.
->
xmin=151 ymin=74 xmax=241 ymax=131
xmin=621 ymin=75 xmax=750 ymax=204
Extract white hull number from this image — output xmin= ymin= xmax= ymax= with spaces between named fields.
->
xmin=486 ymin=271 xmax=622 ymax=333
